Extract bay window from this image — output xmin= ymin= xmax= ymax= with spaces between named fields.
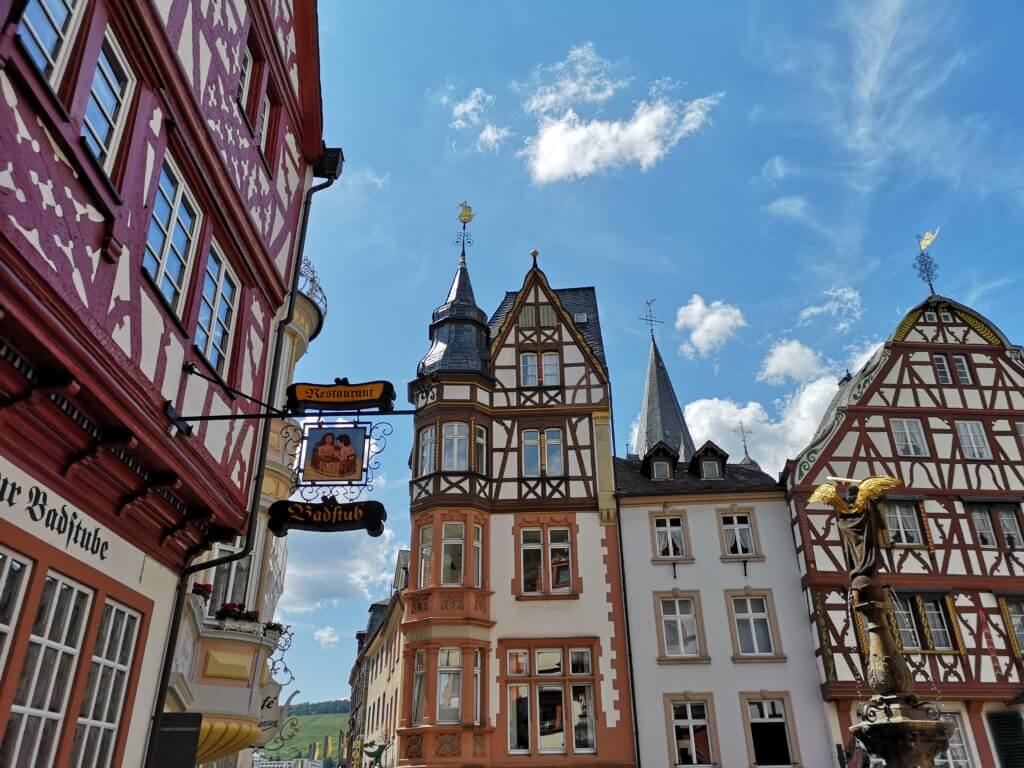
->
xmin=440 ymin=522 xmax=463 ymax=586
xmin=417 ymin=425 xmax=436 ymax=476
xmin=411 ymin=650 xmax=425 ymax=724
xmin=208 ymin=536 xmax=251 ymax=619
xmin=473 ymin=524 xmax=483 ymax=588
xmin=474 ymin=425 xmax=487 ymax=474
xmin=417 ymin=526 xmax=433 ymax=588
xmin=437 ymin=647 xmax=462 ymax=723
xmin=442 ymin=422 xmax=469 ymax=471
xmin=473 ymin=649 xmax=482 ymax=725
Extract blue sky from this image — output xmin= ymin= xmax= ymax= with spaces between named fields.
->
xmin=275 ymin=0 xmax=1024 ymax=702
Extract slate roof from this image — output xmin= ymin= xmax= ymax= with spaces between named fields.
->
xmin=488 ymin=287 xmax=607 ymax=369
xmin=634 ymin=337 xmax=696 ymax=461
xmin=614 ymin=456 xmax=780 ymax=497
xmin=418 ymin=256 xmax=490 ymax=376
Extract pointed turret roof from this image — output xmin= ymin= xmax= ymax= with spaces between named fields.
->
xmin=417 ymin=253 xmax=490 ymax=376
xmin=634 ymin=336 xmax=696 ymax=461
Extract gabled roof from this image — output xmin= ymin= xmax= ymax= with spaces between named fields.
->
xmin=892 ymin=294 xmax=1012 ymax=346
xmin=614 ymin=456 xmax=780 ymax=497
xmin=634 ymin=337 xmax=696 ymax=462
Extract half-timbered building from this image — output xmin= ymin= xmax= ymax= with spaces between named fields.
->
xmin=617 ymin=336 xmax=835 ymax=768
xmin=399 ymin=250 xmax=635 ymax=768
xmin=0 ymin=0 xmax=328 ymax=764
xmin=786 ymin=295 xmax=1024 ymax=767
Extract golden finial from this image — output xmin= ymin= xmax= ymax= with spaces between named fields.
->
xmin=458 ymin=201 xmax=474 ymax=225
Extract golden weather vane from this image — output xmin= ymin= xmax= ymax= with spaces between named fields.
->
xmin=455 ymin=202 xmax=474 ymax=263
xmin=458 ymin=201 xmax=474 ymax=225
xmin=914 ymin=227 xmax=940 ymax=295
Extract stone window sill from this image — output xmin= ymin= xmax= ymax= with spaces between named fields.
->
xmin=731 ymin=653 xmax=787 ymax=663
xmin=515 ymin=593 xmax=579 ymax=601
xmin=657 ymin=655 xmax=711 ymax=665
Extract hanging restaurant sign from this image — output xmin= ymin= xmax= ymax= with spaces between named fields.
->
xmin=267 ymin=497 xmax=387 ymax=537
xmin=286 ymin=378 xmax=396 ymax=414
xmin=299 ymin=422 xmax=369 ymax=485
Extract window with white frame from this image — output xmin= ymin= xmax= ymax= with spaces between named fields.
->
xmin=522 ymin=429 xmax=540 ymax=477
xmin=660 ymin=597 xmax=701 ymax=657
xmin=441 ymin=522 xmax=463 ymax=586
xmin=892 ymin=593 xmax=957 ymax=651
xmin=521 ymin=529 xmax=542 ymax=594
xmin=237 ymin=44 xmax=253 ymax=109
xmin=922 ymin=597 xmax=954 ymax=649
xmin=473 ymin=648 xmax=482 ymax=725
xmin=570 ymin=648 xmax=591 ymax=675
xmin=997 ymin=507 xmax=1022 ymax=548
xmin=891 ymin=418 xmax=929 ymax=457
xmin=437 ymin=647 xmax=461 ymax=723
xmin=473 ymin=524 xmax=483 ymax=588
xmin=545 ymin=428 xmax=564 ymax=476
xmin=207 ymin=536 xmax=251 ymax=618
xmin=18 ymin=0 xmax=84 ymax=81
xmin=652 ymin=460 xmax=670 ymax=480
xmin=886 ymin=502 xmax=924 ymax=545
xmin=144 ymin=159 xmax=199 ymax=313
xmin=700 ymin=460 xmax=721 ymax=480
xmin=952 ymin=355 xmax=972 ymax=385
xmin=1017 ymin=422 xmax=1024 ymax=443
xmin=721 ymin=512 xmax=755 ymax=556
xmin=3 ymin=572 xmax=93 ymax=768
xmin=956 ymin=421 xmax=991 ymax=460
xmin=417 ymin=425 xmax=435 ymax=476
xmin=940 ymin=308 xmax=954 ymax=323
xmin=746 ymin=699 xmax=793 ymax=766
xmin=933 ymin=354 xmax=952 ymax=385
xmin=537 ymin=648 xmax=562 ymax=675
xmin=0 ymin=546 xmax=31 ymax=676
xmin=935 ymin=713 xmax=974 ymax=768
xmin=538 ymin=684 xmax=565 ymax=752
xmin=893 ymin=593 xmax=922 ymax=649
xmin=971 ymin=507 xmax=997 ymax=548
xmin=1004 ymin=598 xmax=1024 ymax=652
xmin=924 ymin=310 xmax=938 ymax=322
xmin=508 ymin=683 xmax=530 ymax=752
xmin=411 ymin=650 xmax=425 ymax=724
xmin=670 ymin=700 xmax=713 ymax=766
xmin=571 ymin=676 xmax=595 ymax=752
xmin=258 ymin=92 xmax=273 ymax=156
xmin=731 ymin=595 xmax=775 ymax=656
xmin=474 ymin=425 xmax=487 ymax=474
xmin=542 ymin=352 xmax=560 ymax=385
xmin=508 ymin=649 xmax=529 ymax=675
xmin=418 ymin=526 xmax=433 ymax=588
xmin=521 ymin=352 xmax=538 ymax=387
xmin=82 ymin=34 xmax=134 ymax=170
xmin=441 ymin=422 xmax=469 ymax=471
xmin=195 ymin=247 xmax=239 ymax=375
xmin=654 ymin=515 xmax=685 ymax=558
xmin=548 ymin=528 xmax=571 ymax=593
xmin=70 ymin=600 xmax=140 ymax=768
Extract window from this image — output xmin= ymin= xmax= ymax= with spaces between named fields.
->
xmin=521 ymin=353 xmax=538 ymax=387
xmin=971 ymin=508 xmax=997 ymax=548
xmin=1017 ymin=422 xmax=1024 ymax=443
xmin=923 ymin=597 xmax=954 ymax=649
xmin=542 ymin=352 xmax=560 ymax=385
xmin=0 ymin=547 xmax=31 ymax=676
xmin=82 ymin=35 xmax=134 ymax=170
xmin=997 ymin=507 xmax=1022 ymax=548
xmin=441 ymin=422 xmax=469 ymax=471
xmin=539 ymin=304 xmax=557 ymax=327
xmin=441 ymin=522 xmax=463 ymax=586
xmin=257 ymin=92 xmax=273 ymax=156
xmin=1003 ymin=598 xmax=1024 ymax=654
xmin=437 ymin=648 xmax=461 ymax=723
xmin=571 ymin=683 xmax=595 ymax=752
xmin=891 ymin=418 xmax=928 ymax=457
xmin=519 ymin=305 xmax=536 ymax=328
xmin=522 ymin=430 xmax=540 ymax=477
xmin=720 ymin=512 xmax=756 ymax=557
xmin=700 ymin=460 xmax=721 ymax=480
xmin=474 ymin=425 xmax=487 ymax=474
xmin=893 ymin=594 xmax=921 ymax=649
xmin=545 ymin=429 xmax=564 ymax=476
xmin=891 ymin=593 xmax=958 ymax=652
xmin=537 ymin=685 xmax=565 ymax=753
xmin=208 ymin=536 xmax=251 ymax=619
xmin=731 ymin=595 xmax=776 ymax=657
xmin=417 ymin=425 xmax=435 ymax=476
xmin=473 ymin=648 xmax=482 ymax=725
xmin=536 ymin=649 xmax=562 ymax=675
xmin=956 ymin=421 xmax=991 ymax=460
xmin=548 ymin=529 xmax=571 ymax=593
xmin=508 ymin=650 xmax=529 ymax=675
xmin=969 ymin=503 xmax=1021 ymax=549
xmin=886 ymin=502 xmax=924 ymax=546
xmin=935 ymin=713 xmax=973 ymax=768
xmin=951 ymin=355 xmax=972 ymax=385
xmin=660 ymin=597 xmax=701 ymax=657
xmin=18 ymin=0 xmax=83 ymax=80
xmin=521 ymin=530 xmax=542 ymax=594
xmin=473 ymin=524 xmax=483 ymax=588
xmin=418 ymin=526 xmax=433 ymax=588
xmin=652 ymin=460 xmax=670 ymax=480
xmin=670 ymin=700 xmax=714 ymax=766
xmin=924 ymin=310 xmax=938 ymax=322
xmin=3 ymin=572 xmax=92 ymax=768
xmin=569 ymin=649 xmax=591 ymax=675
xmin=940 ymin=309 xmax=954 ymax=323
xmin=573 ymin=312 xmax=588 ymax=323
xmin=411 ymin=650 xmax=425 ymax=724
xmin=144 ymin=160 xmax=200 ymax=313
xmin=237 ymin=44 xmax=253 ymax=109
xmin=195 ymin=247 xmax=239 ymax=375
xmin=70 ymin=600 xmax=140 ymax=768
xmin=508 ymin=684 xmax=530 ymax=752
xmin=745 ymin=698 xmax=793 ymax=766
xmin=654 ymin=516 xmax=685 ymax=558
xmin=933 ymin=355 xmax=952 ymax=385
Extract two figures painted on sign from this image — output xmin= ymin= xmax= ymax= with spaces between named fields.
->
xmin=302 ymin=426 xmax=365 ymax=482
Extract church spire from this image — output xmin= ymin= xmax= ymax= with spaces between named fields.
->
xmin=633 ymin=336 xmax=696 ymax=462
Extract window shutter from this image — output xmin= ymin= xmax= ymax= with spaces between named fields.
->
xmin=987 ymin=711 xmax=1024 ymax=766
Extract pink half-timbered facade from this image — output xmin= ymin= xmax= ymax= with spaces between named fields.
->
xmin=0 ymin=0 xmax=324 ymax=764
xmin=785 ymin=295 xmax=1024 ymax=767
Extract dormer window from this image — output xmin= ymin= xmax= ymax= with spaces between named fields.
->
xmin=573 ymin=312 xmax=588 ymax=324
xmin=701 ymin=460 xmax=721 ymax=480
xmin=652 ymin=460 xmax=671 ymax=480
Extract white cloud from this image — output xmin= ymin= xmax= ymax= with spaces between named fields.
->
xmin=477 ymin=123 xmax=512 ymax=153
xmin=763 ymin=195 xmax=808 ymax=220
xmin=313 ymin=626 xmax=340 ymax=648
xmin=674 ymin=294 xmax=747 ymax=358
xmin=279 ymin=527 xmax=400 ymax=614
xmin=449 ymin=87 xmax=494 ymax=130
xmin=521 ymin=92 xmax=722 ymax=184
xmin=520 ymin=42 xmax=630 ymax=115
xmin=758 ymin=155 xmax=795 ymax=185
xmin=799 ymin=287 xmax=864 ymax=332
xmin=845 ymin=337 xmax=885 ymax=372
xmin=757 ymin=339 xmax=826 ymax=384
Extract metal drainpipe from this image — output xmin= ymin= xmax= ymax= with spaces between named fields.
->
xmin=143 ymin=150 xmax=343 ymax=767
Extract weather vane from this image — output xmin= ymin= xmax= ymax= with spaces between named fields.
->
xmin=455 ymin=201 xmax=474 ymax=263
xmin=914 ymin=227 xmax=940 ymax=295
xmin=638 ymin=299 xmax=663 ymax=337
xmin=734 ymin=421 xmax=752 ymax=456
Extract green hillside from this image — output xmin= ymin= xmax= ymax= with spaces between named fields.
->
xmin=261 ymin=713 xmax=349 ymax=761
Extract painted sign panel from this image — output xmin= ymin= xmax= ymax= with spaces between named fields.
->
xmin=300 ymin=425 xmax=367 ymax=484
xmin=267 ymin=498 xmax=387 ymax=537
xmin=286 ymin=378 xmax=396 ymax=413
